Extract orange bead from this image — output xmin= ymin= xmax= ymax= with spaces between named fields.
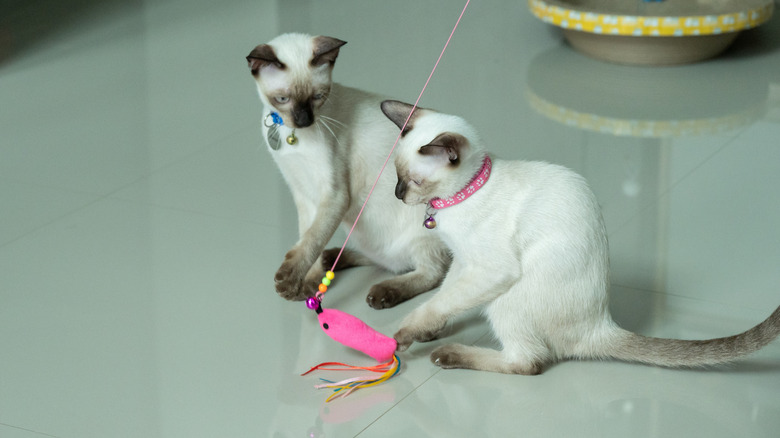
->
xmin=318 ymin=283 xmax=328 ymax=293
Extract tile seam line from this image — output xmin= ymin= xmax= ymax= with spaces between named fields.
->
xmin=0 ymin=125 xmax=258 ymax=249
xmin=354 ymin=330 xmax=491 ymax=436
xmin=354 ymin=366 xmax=445 ymax=437
xmin=611 ymin=281 xmax=775 ymax=314
xmin=0 ymin=422 xmax=60 ymax=438
xmin=608 ymin=126 xmax=750 ymax=238
xmin=0 ymin=194 xmax=272 ymax=251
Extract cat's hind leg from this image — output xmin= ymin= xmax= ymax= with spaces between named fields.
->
xmin=321 ymin=247 xmax=372 ymax=272
xmin=426 ymin=276 xmax=552 ymax=374
xmin=302 ymin=248 xmax=374 ymax=297
xmin=441 ymin=286 xmax=553 ymax=374
xmin=300 ymin=248 xmax=371 ymax=297
xmin=430 ymin=344 xmax=545 ymax=375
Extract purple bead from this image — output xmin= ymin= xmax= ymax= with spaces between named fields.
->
xmin=423 ymin=216 xmax=437 ymax=229
xmin=306 ymin=297 xmax=320 ymax=309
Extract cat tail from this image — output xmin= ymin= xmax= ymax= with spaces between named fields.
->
xmin=602 ymin=305 xmax=780 ymax=368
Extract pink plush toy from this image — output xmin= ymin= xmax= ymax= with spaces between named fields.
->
xmin=316 ymin=307 xmax=397 ymax=362
xmin=302 ymin=272 xmax=401 ymax=402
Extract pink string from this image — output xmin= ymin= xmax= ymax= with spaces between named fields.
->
xmin=329 ymin=0 xmax=471 ymax=272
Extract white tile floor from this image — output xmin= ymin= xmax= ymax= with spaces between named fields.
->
xmin=2 ymin=1 xmax=780 ymax=437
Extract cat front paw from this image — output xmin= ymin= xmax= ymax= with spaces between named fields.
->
xmin=393 ymin=322 xmax=444 ymax=352
xmin=367 ymin=284 xmax=406 ymax=309
xmin=393 ymin=327 xmax=415 ymax=352
xmin=274 ymin=248 xmax=313 ymax=300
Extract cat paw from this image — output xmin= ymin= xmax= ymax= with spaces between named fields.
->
xmin=274 ymin=249 xmax=311 ymax=300
xmin=393 ymin=327 xmax=415 ymax=352
xmin=430 ymin=344 xmax=467 ymax=369
xmin=393 ymin=324 xmax=443 ymax=352
xmin=367 ymin=285 xmax=406 ymax=309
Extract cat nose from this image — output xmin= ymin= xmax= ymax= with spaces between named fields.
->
xmin=292 ymin=104 xmax=314 ymax=128
xmin=395 ymin=178 xmax=407 ymax=200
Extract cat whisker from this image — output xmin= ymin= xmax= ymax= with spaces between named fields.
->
xmin=321 ymin=93 xmax=335 ymax=108
xmin=320 ymin=114 xmax=346 ymax=128
xmin=317 ymin=116 xmax=336 ymax=132
xmin=314 ymin=121 xmax=326 ymax=143
xmin=317 ymin=118 xmax=341 ymax=145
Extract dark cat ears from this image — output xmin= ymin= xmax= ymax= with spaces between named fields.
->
xmin=246 ymin=36 xmax=347 ymax=76
xmin=381 ymin=100 xmax=467 ymax=164
xmin=246 ymin=45 xmax=281 ymax=75
xmin=380 ymin=100 xmax=420 ymax=137
xmin=312 ymin=36 xmax=347 ymax=66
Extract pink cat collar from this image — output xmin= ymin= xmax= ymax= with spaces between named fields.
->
xmin=429 ymin=155 xmax=492 ymax=209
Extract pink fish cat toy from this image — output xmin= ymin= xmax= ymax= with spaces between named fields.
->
xmin=300 ymin=272 xmax=400 ymax=402
xmin=313 ymin=302 xmax=398 ymax=363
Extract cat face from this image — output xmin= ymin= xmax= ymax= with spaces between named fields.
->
xmin=381 ymin=100 xmax=481 ymax=205
xmin=247 ymin=33 xmax=346 ymax=128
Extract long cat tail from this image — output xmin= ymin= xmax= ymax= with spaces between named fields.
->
xmin=602 ymin=305 xmax=780 ymax=368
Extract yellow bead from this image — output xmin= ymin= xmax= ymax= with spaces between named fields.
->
xmin=325 ymin=271 xmax=335 ymax=280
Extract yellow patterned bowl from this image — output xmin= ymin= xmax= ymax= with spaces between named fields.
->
xmin=529 ymin=0 xmax=774 ymax=65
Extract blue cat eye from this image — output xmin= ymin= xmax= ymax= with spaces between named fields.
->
xmin=275 ymin=96 xmax=290 ymax=104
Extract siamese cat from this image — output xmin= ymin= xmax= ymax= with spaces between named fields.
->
xmin=381 ymin=99 xmax=780 ymax=374
xmin=246 ymin=34 xmax=449 ymax=308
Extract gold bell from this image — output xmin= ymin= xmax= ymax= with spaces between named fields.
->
xmin=286 ymin=130 xmax=297 ymax=145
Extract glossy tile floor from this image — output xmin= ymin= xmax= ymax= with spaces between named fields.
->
xmin=2 ymin=1 xmax=780 ymax=437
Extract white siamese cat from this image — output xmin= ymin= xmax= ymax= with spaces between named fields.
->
xmin=381 ymin=100 xmax=780 ymax=374
xmin=246 ymin=34 xmax=449 ymax=308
